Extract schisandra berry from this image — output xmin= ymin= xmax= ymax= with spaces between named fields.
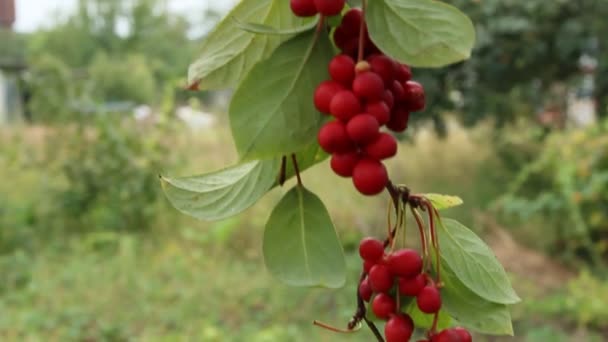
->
xmin=453 ymin=327 xmax=473 ymax=342
xmin=358 ymin=237 xmax=384 ymax=262
xmin=314 ymin=80 xmax=344 ymax=114
xmin=353 ymin=71 xmax=385 ymax=101
xmin=330 ymin=151 xmax=360 ymax=177
xmin=369 ymin=54 xmax=396 ymax=85
xmin=289 ymin=0 xmax=317 ymax=17
xmin=384 ymin=313 xmax=414 ymax=342
xmin=368 ymin=264 xmax=393 ymax=293
xmin=364 ymin=133 xmax=397 ymax=160
xmin=340 ymin=8 xmax=362 ymax=33
xmin=371 ymin=293 xmax=396 ymax=319
xmin=365 ymin=101 xmax=391 ymax=125
xmin=330 ymin=90 xmax=361 ymax=121
xmin=398 ymin=273 xmax=427 ymax=296
xmin=391 ymin=80 xmax=406 ymax=102
xmin=314 ymin=0 xmax=345 ymax=17
xmin=417 ymin=285 xmax=442 ymax=314
xmin=352 ymin=158 xmax=388 ymax=195
xmin=432 ymin=329 xmax=462 ymax=342
xmin=359 ymin=277 xmax=373 ymax=302
xmin=317 ymin=120 xmax=352 ymax=154
xmin=383 ymin=90 xmax=395 ymax=109
xmin=329 ymin=54 xmax=356 ymax=86
xmin=387 ymin=248 xmax=423 ymax=277
xmin=346 ymin=114 xmax=380 ymax=144
xmin=403 ymin=80 xmax=426 ymax=112
xmin=396 ymin=64 xmax=413 ymax=82
xmin=386 ymin=106 xmax=410 ymax=133
xmin=363 ymin=259 xmax=375 ymax=273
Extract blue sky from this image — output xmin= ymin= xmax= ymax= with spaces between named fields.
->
xmin=15 ymin=0 xmax=238 ymax=32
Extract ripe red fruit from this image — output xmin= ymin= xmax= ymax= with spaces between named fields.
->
xmin=403 ymin=80 xmax=426 ymax=112
xmin=332 ymin=26 xmax=350 ymax=51
xmin=387 ymin=248 xmax=423 ymax=277
xmin=352 ymin=158 xmax=388 ymax=195
xmin=398 ymin=274 xmax=427 ymax=297
xmin=329 ymin=54 xmax=356 ymax=86
xmin=417 ymin=285 xmax=442 ymax=314
xmin=359 ymin=277 xmax=373 ymax=302
xmin=290 ymin=0 xmax=318 ymax=17
xmin=314 ymin=0 xmax=345 ymax=16
xmin=371 ymin=293 xmax=396 ymax=319
xmin=365 ymin=101 xmax=390 ymax=125
xmin=314 ymin=80 xmax=344 ymax=114
xmin=358 ymin=237 xmax=384 ymax=262
xmin=384 ymin=314 xmax=414 ymax=342
xmin=364 ymin=133 xmax=398 ymax=160
xmin=330 ymin=151 xmax=360 ymax=177
xmin=396 ymin=64 xmax=412 ymax=82
xmin=340 ymin=8 xmax=362 ymax=34
xmin=330 ymin=90 xmax=361 ymax=121
xmin=353 ymin=71 xmax=385 ymax=101
xmin=346 ymin=114 xmax=380 ymax=144
xmin=431 ymin=329 xmax=462 ymax=342
xmin=383 ymin=90 xmax=395 ymax=109
xmin=391 ymin=80 xmax=406 ymax=102
xmin=317 ymin=120 xmax=352 ymax=154
xmin=386 ymin=106 xmax=410 ymax=133
xmin=453 ymin=327 xmax=472 ymax=342
xmin=363 ymin=259 xmax=375 ymax=273
xmin=369 ymin=55 xmax=396 ymax=85
xmin=368 ymin=264 xmax=393 ymax=293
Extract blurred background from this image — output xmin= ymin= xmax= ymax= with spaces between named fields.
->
xmin=1 ymin=0 xmax=607 ymax=341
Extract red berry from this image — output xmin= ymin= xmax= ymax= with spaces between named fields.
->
xmin=391 ymin=80 xmax=406 ymax=102
xmin=340 ymin=8 xmax=362 ymax=34
xmin=387 ymin=248 xmax=423 ymax=277
xmin=317 ymin=120 xmax=352 ymax=154
xmin=396 ymin=64 xmax=412 ymax=82
xmin=359 ymin=277 xmax=373 ymax=302
xmin=403 ymin=80 xmax=426 ymax=112
xmin=330 ymin=90 xmax=361 ymax=121
xmin=384 ymin=314 xmax=414 ymax=342
xmin=383 ymin=90 xmax=395 ymax=109
xmin=333 ymin=26 xmax=350 ymax=51
xmin=368 ymin=264 xmax=393 ymax=293
xmin=432 ymin=329 xmax=462 ymax=342
xmin=290 ymin=0 xmax=317 ymax=17
xmin=417 ymin=285 xmax=442 ymax=314
xmin=358 ymin=237 xmax=384 ymax=262
xmin=386 ymin=106 xmax=410 ymax=133
xmin=346 ymin=114 xmax=380 ymax=144
xmin=314 ymin=0 xmax=345 ymax=16
xmin=353 ymin=71 xmax=385 ymax=101
xmin=369 ymin=55 xmax=396 ymax=85
xmin=371 ymin=293 xmax=396 ymax=319
xmin=363 ymin=259 xmax=375 ymax=273
xmin=352 ymin=158 xmax=388 ymax=195
xmin=314 ymin=80 xmax=344 ymax=114
xmin=365 ymin=101 xmax=390 ymax=125
xmin=398 ymin=274 xmax=427 ymax=297
xmin=329 ymin=54 xmax=356 ymax=86
xmin=330 ymin=151 xmax=360 ymax=177
xmin=364 ymin=133 xmax=397 ymax=160
xmin=453 ymin=327 xmax=472 ymax=342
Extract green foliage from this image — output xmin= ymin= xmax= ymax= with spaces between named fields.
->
xmin=263 ymin=186 xmax=346 ymax=288
xmin=422 ymin=194 xmax=463 ymax=210
xmin=24 ymin=54 xmax=74 ymax=122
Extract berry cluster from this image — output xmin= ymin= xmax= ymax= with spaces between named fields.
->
xmin=290 ymin=0 xmax=346 ymax=17
xmin=358 ymin=237 xmax=472 ymax=342
xmin=312 ymin=9 xmax=426 ymax=196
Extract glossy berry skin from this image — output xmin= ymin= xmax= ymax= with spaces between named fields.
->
xmin=396 ymin=64 xmax=412 ymax=82
xmin=383 ymin=90 xmax=395 ymax=109
xmin=359 ymin=237 xmax=384 ymax=262
xmin=364 ymin=133 xmax=398 ymax=160
xmin=398 ymin=273 xmax=427 ymax=296
xmin=330 ymin=151 xmax=359 ymax=177
xmin=369 ymin=55 xmax=396 ymax=85
xmin=432 ymin=329 xmax=462 ymax=342
xmin=346 ymin=114 xmax=380 ymax=144
xmin=363 ymin=259 xmax=375 ymax=273
xmin=314 ymin=80 xmax=344 ymax=114
xmin=403 ymin=80 xmax=426 ymax=112
xmin=329 ymin=54 xmax=356 ymax=86
xmin=391 ymin=80 xmax=406 ymax=102
xmin=353 ymin=71 xmax=385 ymax=101
xmin=352 ymin=158 xmax=388 ymax=195
xmin=387 ymin=248 xmax=423 ymax=277
xmin=359 ymin=277 xmax=373 ymax=302
xmin=453 ymin=327 xmax=472 ymax=342
xmin=386 ymin=106 xmax=410 ymax=133
xmin=365 ymin=101 xmax=390 ymax=125
xmin=290 ymin=0 xmax=317 ymax=17
xmin=317 ymin=120 xmax=352 ymax=154
xmin=314 ymin=0 xmax=345 ymax=16
xmin=330 ymin=90 xmax=361 ymax=121
xmin=340 ymin=8 xmax=362 ymax=33
xmin=417 ymin=285 xmax=442 ymax=314
xmin=384 ymin=314 xmax=414 ymax=342
xmin=368 ymin=264 xmax=393 ymax=293
xmin=371 ymin=293 xmax=396 ymax=319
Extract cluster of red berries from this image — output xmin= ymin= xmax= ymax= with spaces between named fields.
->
xmin=358 ymin=237 xmax=472 ymax=342
xmin=312 ymin=9 xmax=426 ymax=196
xmin=290 ymin=0 xmax=346 ymax=17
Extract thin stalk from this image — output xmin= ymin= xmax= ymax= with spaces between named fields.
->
xmin=357 ymin=0 xmax=368 ymax=62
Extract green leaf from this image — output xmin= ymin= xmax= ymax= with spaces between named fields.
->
xmin=438 ymin=218 xmax=521 ymax=304
xmin=402 ymin=298 xmax=451 ymax=330
xmin=282 ymin=141 xmax=329 ymax=183
xmin=263 ymin=185 xmax=346 ymax=288
xmin=422 ymin=193 xmax=464 ymax=210
xmin=160 ymin=160 xmax=278 ymax=221
xmin=230 ymin=31 xmax=334 ymax=160
xmin=366 ymin=0 xmax=476 ymax=67
xmin=440 ymin=263 xmax=514 ymax=336
xmin=232 ymin=16 xmax=318 ymax=35
xmin=188 ymin=0 xmax=316 ymax=90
